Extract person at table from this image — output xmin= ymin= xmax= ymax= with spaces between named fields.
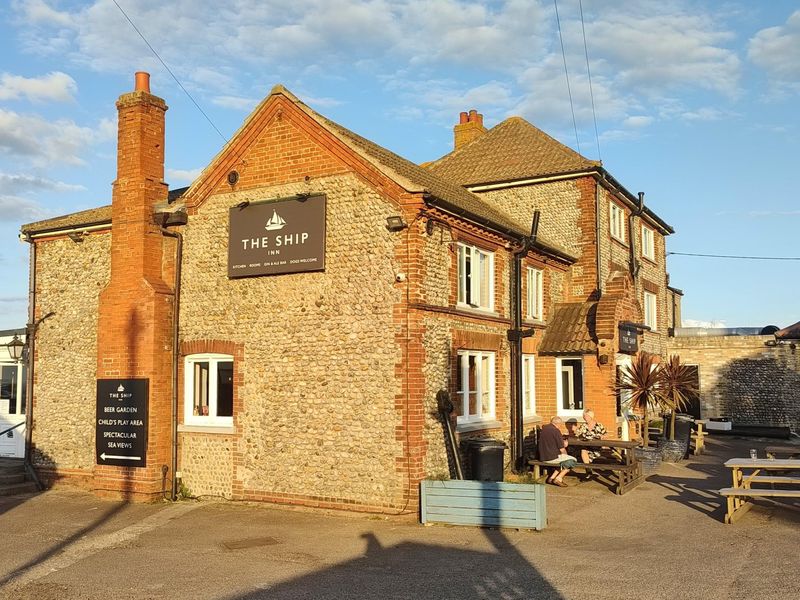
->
xmin=575 ymin=409 xmax=608 ymax=464
xmin=538 ymin=416 xmax=576 ymax=487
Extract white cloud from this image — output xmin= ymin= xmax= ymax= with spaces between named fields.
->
xmin=748 ymin=10 xmax=800 ymax=92
xmin=0 ymin=109 xmax=105 ymax=166
xmin=682 ymin=319 xmax=727 ymax=329
xmin=166 ymin=168 xmax=202 ymax=183
xmin=0 ymin=71 xmax=77 ymax=102
xmin=13 ymin=0 xmax=74 ymax=27
xmin=0 ymin=194 xmax=49 ymax=222
xmin=211 ymin=95 xmax=259 ymax=111
xmin=623 ymin=116 xmax=653 ymax=128
xmin=0 ymin=172 xmax=85 ymax=194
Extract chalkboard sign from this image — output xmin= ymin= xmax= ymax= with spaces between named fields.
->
xmin=96 ymin=379 xmax=148 ymax=468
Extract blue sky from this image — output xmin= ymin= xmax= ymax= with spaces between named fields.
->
xmin=1 ymin=0 xmax=798 ymax=330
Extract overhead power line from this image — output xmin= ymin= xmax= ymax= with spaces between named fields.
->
xmin=578 ymin=0 xmax=601 ymax=161
xmin=667 ymin=252 xmax=800 ymax=261
xmin=553 ymin=0 xmax=580 ymax=154
xmin=112 ymin=0 xmax=227 ymax=143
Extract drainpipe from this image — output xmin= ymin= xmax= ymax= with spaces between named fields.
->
xmin=509 ymin=211 xmax=539 ymax=472
xmin=159 ymin=225 xmax=182 ymax=501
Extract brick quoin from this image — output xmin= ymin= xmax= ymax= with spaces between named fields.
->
xmin=95 ymin=73 xmax=175 ymax=500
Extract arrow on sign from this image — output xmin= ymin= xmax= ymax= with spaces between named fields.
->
xmin=100 ymin=453 xmax=141 ymax=461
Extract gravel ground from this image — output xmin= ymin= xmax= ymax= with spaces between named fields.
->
xmin=0 ymin=435 xmax=797 ymax=600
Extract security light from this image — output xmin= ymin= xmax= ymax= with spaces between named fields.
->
xmin=386 ymin=216 xmax=407 ymax=232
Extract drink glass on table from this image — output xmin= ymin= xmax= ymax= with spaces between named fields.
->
xmin=749 ymin=449 xmax=757 ymax=460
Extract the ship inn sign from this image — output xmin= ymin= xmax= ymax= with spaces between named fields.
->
xmin=96 ymin=378 xmax=148 ymax=468
xmin=228 ymin=194 xmax=326 ymax=278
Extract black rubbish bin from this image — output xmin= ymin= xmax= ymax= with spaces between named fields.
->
xmin=466 ymin=438 xmax=506 ymax=482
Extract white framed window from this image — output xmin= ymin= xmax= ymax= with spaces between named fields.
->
xmin=641 ymin=225 xmax=655 ymax=261
xmin=526 ymin=267 xmax=543 ymax=321
xmin=456 ymin=350 xmax=495 ymax=424
xmin=556 ymin=357 xmax=584 ymax=417
xmin=184 ymin=354 xmax=234 ymax=426
xmin=457 ymin=243 xmax=494 ymax=311
xmin=644 ymin=291 xmax=658 ymax=331
xmin=609 ymin=201 xmax=626 ymax=243
xmin=0 ymin=363 xmax=25 ymax=415
xmin=522 ymin=354 xmax=536 ymax=418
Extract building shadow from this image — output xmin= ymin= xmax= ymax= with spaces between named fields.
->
xmin=224 ymin=527 xmax=563 ymax=600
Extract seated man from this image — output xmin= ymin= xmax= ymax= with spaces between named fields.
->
xmin=576 ymin=408 xmax=608 ymax=464
xmin=538 ymin=416 xmax=576 ymax=487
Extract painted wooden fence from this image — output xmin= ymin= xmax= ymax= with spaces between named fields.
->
xmin=420 ymin=479 xmax=547 ymax=530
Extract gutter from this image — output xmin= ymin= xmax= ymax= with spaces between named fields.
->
xmin=21 ymin=222 xmax=111 ymax=241
xmin=595 ymin=168 xmax=673 ymax=235
xmin=422 ymin=194 xmax=575 ymax=264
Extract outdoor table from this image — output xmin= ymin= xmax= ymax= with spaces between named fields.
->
xmin=765 ymin=445 xmax=800 ymax=459
xmin=720 ymin=458 xmax=800 ymax=523
xmin=528 ymin=438 xmax=644 ymax=495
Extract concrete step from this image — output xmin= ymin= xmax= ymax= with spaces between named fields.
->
xmin=0 ymin=459 xmax=25 ymax=475
xmin=0 ymin=481 xmax=38 ymax=496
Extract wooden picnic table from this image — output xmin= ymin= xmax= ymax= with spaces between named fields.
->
xmin=720 ymin=458 xmax=800 ymax=523
xmin=765 ymin=445 xmax=800 ymax=459
xmin=692 ymin=420 xmax=708 ymax=455
xmin=528 ymin=438 xmax=644 ymax=495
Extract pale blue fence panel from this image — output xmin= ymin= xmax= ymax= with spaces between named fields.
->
xmin=421 ymin=480 xmax=546 ymax=530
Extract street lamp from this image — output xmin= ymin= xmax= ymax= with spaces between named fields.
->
xmin=6 ymin=334 xmax=25 ymax=362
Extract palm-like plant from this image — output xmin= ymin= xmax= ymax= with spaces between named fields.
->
xmin=616 ymin=352 xmax=662 ymax=447
xmin=657 ymin=355 xmax=699 ymax=441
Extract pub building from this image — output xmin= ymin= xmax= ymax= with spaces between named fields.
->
xmin=19 ymin=73 xmax=675 ymax=510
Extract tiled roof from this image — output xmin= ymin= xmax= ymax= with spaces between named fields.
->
xmin=427 ymin=117 xmax=600 ymax=186
xmin=775 ymin=321 xmax=800 ymax=340
xmin=21 ymin=205 xmax=112 ymax=235
xmin=538 ymin=301 xmax=598 ymax=354
xmin=21 ymin=188 xmax=189 ymax=235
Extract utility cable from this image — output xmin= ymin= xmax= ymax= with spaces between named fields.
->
xmin=667 ymin=252 xmax=800 ymax=261
xmin=112 ymin=0 xmax=228 ymax=143
xmin=553 ymin=0 xmax=581 ymax=154
xmin=579 ymin=0 xmax=601 ymax=161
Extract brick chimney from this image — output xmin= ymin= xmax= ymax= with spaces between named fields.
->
xmin=453 ymin=109 xmax=486 ymax=150
xmin=95 ymin=72 xmax=175 ymax=500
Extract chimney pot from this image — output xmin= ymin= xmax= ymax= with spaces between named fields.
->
xmin=134 ymin=71 xmax=151 ymax=93
xmin=468 ymin=109 xmax=478 ymax=122
xmin=476 ymin=113 xmax=483 ymax=126
xmin=459 ymin=111 xmax=469 ymax=124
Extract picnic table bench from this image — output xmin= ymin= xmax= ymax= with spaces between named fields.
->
xmin=528 ymin=438 xmax=644 ymax=495
xmin=692 ymin=420 xmax=708 ymax=455
xmin=720 ymin=458 xmax=800 ymax=523
xmin=765 ymin=445 xmax=800 ymax=459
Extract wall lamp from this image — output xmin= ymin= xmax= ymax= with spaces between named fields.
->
xmin=6 ymin=334 xmax=25 ymax=362
xmin=385 ymin=216 xmax=408 ymax=232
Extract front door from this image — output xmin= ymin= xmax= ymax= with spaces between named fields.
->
xmin=615 ymin=354 xmax=633 ymax=440
xmin=0 ymin=362 xmax=26 ymax=458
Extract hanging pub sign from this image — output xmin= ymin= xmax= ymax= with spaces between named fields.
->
xmin=228 ymin=194 xmax=326 ymax=278
xmin=618 ymin=323 xmax=639 ymax=354
xmin=96 ymin=378 xmax=148 ymax=468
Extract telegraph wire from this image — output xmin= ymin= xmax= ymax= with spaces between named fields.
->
xmin=112 ymin=0 xmax=228 ymax=143
xmin=578 ymin=0 xmax=601 ymax=161
xmin=667 ymin=252 xmax=800 ymax=261
xmin=553 ymin=0 xmax=581 ymax=154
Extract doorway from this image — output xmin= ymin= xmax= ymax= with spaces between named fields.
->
xmin=0 ymin=361 xmax=26 ymax=458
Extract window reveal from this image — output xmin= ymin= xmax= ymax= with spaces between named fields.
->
xmin=457 ymin=243 xmax=494 ymax=311
xmin=558 ymin=357 xmax=584 ymax=413
xmin=185 ymin=354 xmax=234 ymax=426
xmin=456 ymin=350 xmax=495 ymax=423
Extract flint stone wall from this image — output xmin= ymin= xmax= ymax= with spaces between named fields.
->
xmin=178 ymin=174 xmax=405 ymax=505
xmin=32 ymin=233 xmax=111 ymax=469
xmin=667 ymin=335 xmax=800 ymax=431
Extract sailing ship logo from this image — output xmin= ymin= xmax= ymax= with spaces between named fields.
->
xmin=264 ymin=210 xmax=286 ymax=231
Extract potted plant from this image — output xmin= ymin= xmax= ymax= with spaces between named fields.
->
xmin=616 ymin=352 xmax=663 ymax=475
xmin=656 ymin=355 xmax=698 ymax=462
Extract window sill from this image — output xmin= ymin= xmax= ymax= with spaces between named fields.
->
xmin=455 ymin=303 xmax=499 ymax=318
xmin=611 ymin=236 xmax=628 ymax=249
xmin=456 ymin=420 xmax=503 ymax=433
xmin=523 ymin=318 xmax=545 ymax=327
xmin=641 ymin=254 xmax=657 ymax=266
xmin=523 ymin=415 xmax=543 ymax=426
xmin=178 ymin=424 xmax=236 ymax=435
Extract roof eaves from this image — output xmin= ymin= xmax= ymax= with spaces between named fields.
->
xmin=596 ymin=168 xmax=674 ymax=235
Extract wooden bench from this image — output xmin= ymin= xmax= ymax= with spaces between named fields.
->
xmin=721 ymin=458 xmax=800 ymax=523
xmin=765 ymin=446 xmax=800 ymax=459
xmin=692 ymin=420 xmax=708 ymax=455
xmin=527 ymin=459 xmax=644 ymax=495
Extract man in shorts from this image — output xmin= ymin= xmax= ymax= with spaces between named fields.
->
xmin=537 ymin=416 xmax=576 ymax=487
